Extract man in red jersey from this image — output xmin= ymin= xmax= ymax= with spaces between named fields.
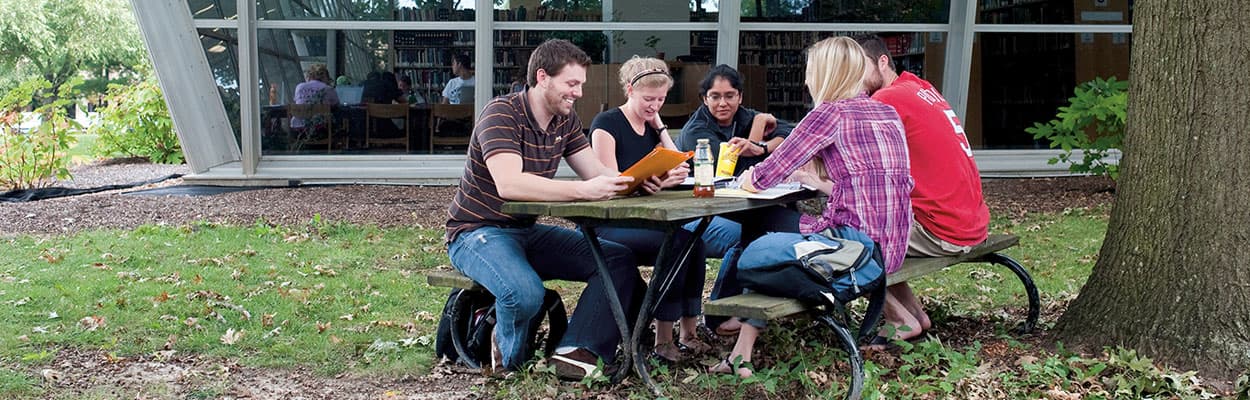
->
xmin=856 ymin=35 xmax=991 ymax=348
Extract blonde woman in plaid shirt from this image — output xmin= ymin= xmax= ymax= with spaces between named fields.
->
xmin=713 ymin=36 xmax=913 ymax=378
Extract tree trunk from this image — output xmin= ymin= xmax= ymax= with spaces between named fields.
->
xmin=1055 ymin=0 xmax=1250 ymax=380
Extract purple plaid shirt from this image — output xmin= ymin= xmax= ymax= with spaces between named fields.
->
xmin=750 ymin=93 xmax=914 ymax=273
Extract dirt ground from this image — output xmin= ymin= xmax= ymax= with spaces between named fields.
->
xmin=0 ymin=160 xmax=1119 ymax=399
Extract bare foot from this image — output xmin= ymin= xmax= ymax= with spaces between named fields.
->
xmin=714 ymin=319 xmax=742 ymax=336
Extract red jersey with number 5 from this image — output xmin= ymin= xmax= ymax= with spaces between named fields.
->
xmin=873 ymin=72 xmax=989 ymax=246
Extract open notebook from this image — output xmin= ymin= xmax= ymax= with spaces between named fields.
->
xmin=715 ymin=182 xmax=815 ymax=199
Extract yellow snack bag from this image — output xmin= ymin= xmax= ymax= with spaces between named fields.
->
xmin=716 ymin=142 xmax=739 ymax=178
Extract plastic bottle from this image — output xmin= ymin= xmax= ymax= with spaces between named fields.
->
xmin=693 ymin=138 xmax=715 ymax=198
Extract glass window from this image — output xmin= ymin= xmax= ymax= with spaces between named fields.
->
xmin=492 ymin=29 xmax=715 ymax=130
xmin=977 ymin=0 xmax=1133 ymax=24
xmin=188 ymin=0 xmax=237 ymax=19
xmin=198 ymin=28 xmax=242 ymax=147
xmin=256 ymin=28 xmax=474 ymax=155
xmin=739 ymin=31 xmax=946 ymax=123
xmin=256 ymin=0 xmax=474 ymax=21
xmin=741 ymin=0 xmax=950 ymax=23
xmin=968 ymin=32 xmax=1131 ymax=149
xmin=493 ymin=0 xmax=715 ymax=22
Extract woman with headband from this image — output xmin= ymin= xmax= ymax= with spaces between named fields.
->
xmin=588 ymin=56 xmax=710 ymax=363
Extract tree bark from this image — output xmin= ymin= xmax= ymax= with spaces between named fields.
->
xmin=1055 ymin=0 xmax=1250 ymax=380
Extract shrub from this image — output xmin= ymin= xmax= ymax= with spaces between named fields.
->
xmin=91 ymin=71 xmax=183 ymax=164
xmin=1025 ymin=77 xmax=1127 ymax=179
xmin=0 ymin=78 xmax=79 ymax=190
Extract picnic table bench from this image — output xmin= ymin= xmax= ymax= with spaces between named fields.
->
xmin=702 ymin=233 xmax=1037 ymax=400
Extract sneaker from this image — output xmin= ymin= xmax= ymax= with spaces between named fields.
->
xmin=549 ymin=348 xmax=606 ymax=381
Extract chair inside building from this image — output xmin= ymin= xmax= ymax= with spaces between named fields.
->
xmin=365 ymin=103 xmax=410 ymax=153
xmin=429 ymin=104 xmax=475 ymax=153
xmin=287 ymin=104 xmax=335 ymax=153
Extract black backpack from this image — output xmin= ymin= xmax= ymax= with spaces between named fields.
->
xmin=434 ymin=288 xmax=567 ymax=370
xmin=736 ymin=226 xmax=888 ymax=340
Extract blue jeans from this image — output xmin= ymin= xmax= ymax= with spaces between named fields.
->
xmin=597 ymin=226 xmax=706 ymax=321
xmin=705 ymin=206 xmax=802 ymax=329
xmin=447 ymin=224 xmax=642 ymax=369
xmin=683 ymin=216 xmax=741 ymax=259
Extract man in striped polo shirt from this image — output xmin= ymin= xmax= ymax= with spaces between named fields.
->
xmin=445 ymin=39 xmax=643 ymax=379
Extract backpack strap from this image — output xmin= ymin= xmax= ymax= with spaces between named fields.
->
xmin=856 ymin=243 xmax=889 ymax=341
xmin=857 ymin=276 xmax=886 ymax=341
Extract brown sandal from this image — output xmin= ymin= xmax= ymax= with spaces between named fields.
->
xmin=677 ymin=337 xmax=712 ymax=354
xmin=652 ymin=342 xmax=681 ymax=364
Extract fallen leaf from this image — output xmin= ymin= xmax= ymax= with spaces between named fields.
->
xmin=220 ymin=328 xmax=244 ymax=345
xmin=231 ymin=269 xmax=243 ymax=280
xmin=414 ymin=311 xmax=435 ymax=322
xmin=16 ymin=335 xmax=30 ymax=343
xmin=39 ymin=368 xmax=62 ymax=383
xmin=262 ymin=313 xmax=275 ymax=327
xmin=78 ymin=315 xmax=106 ymax=331
xmin=316 ymin=321 xmax=330 ymax=333
xmin=163 ymin=334 xmax=177 ymax=350
xmin=91 ymin=262 xmax=111 ymax=270
xmin=330 ymin=335 xmax=342 ymax=344
xmin=193 ymin=274 xmax=203 ymax=284
xmin=153 ymin=292 xmax=171 ymax=303
xmin=339 ymin=314 xmax=354 ymax=321
xmin=47 ymin=311 xmax=59 ymax=319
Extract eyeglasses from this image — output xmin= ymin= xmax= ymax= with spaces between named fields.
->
xmin=704 ymin=92 xmax=740 ymax=103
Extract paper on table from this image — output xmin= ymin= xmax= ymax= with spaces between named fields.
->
xmin=713 ymin=182 xmax=814 ymax=199
xmin=617 ymin=147 xmax=693 ymax=195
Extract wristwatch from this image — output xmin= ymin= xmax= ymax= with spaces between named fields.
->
xmin=753 ymin=140 xmax=769 ymax=154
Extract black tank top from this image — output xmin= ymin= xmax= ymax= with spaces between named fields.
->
xmin=588 ymin=107 xmax=662 ymax=172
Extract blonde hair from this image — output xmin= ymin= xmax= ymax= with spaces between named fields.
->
xmin=305 ymin=63 xmax=331 ymax=83
xmin=618 ymin=56 xmax=671 ymax=96
xmin=804 ymin=37 xmax=867 ymax=103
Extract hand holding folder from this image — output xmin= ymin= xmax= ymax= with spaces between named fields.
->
xmin=616 ymin=147 xmax=693 ymax=195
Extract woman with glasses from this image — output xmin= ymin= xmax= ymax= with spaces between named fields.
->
xmin=588 ymin=56 xmax=710 ymax=363
xmin=676 ymin=64 xmax=798 ymax=337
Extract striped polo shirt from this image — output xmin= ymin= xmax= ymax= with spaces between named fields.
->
xmin=445 ymin=90 xmax=589 ymax=242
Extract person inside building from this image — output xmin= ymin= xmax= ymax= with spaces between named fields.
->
xmin=442 ymin=53 xmax=476 ymax=104
xmin=854 ymin=34 xmax=990 ymax=348
xmin=676 ymin=64 xmax=796 ymax=336
xmin=396 ymin=74 xmax=425 ymax=104
xmin=588 ymin=56 xmax=708 ymax=363
xmin=444 ymin=39 xmax=643 ymax=380
xmin=361 ymin=71 xmax=406 ymax=104
xmin=711 ymin=36 xmax=912 ymax=378
xmin=290 ymin=63 xmax=339 ymax=132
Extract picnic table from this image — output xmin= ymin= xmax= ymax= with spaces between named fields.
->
xmin=503 ymin=189 xmax=818 ymax=395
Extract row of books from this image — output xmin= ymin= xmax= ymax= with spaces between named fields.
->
xmin=393 ymin=31 xmax=471 ymax=47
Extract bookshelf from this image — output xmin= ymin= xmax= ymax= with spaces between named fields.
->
xmin=391 ymin=30 xmax=472 ymax=104
xmin=735 ymin=31 xmax=935 ymax=122
xmin=976 ymin=0 xmax=1075 ymax=148
xmin=390 ymin=7 xmax=543 ymax=102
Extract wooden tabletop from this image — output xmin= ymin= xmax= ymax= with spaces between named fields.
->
xmin=502 ymin=189 xmax=818 ymax=222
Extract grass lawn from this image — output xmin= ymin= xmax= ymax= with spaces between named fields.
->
xmin=0 ymin=207 xmax=1235 ymax=399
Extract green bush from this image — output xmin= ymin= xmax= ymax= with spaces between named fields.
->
xmin=91 ymin=71 xmax=182 ymax=164
xmin=1025 ymin=77 xmax=1127 ymax=179
xmin=0 ymin=78 xmax=79 ymax=190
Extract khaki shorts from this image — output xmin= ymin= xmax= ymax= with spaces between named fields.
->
xmin=907 ymin=217 xmax=975 ymax=257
